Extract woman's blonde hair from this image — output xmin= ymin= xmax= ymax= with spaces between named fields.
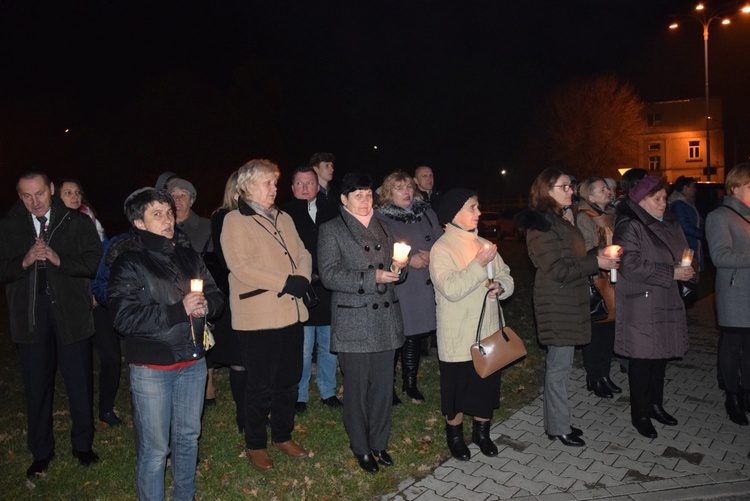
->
xmin=236 ymin=159 xmax=280 ymax=199
xmin=377 ymin=170 xmax=415 ymax=207
xmin=221 ymin=170 xmax=240 ymax=211
xmin=726 ymin=163 xmax=750 ymax=196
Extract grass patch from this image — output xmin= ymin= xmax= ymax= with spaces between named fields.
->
xmin=0 ymin=240 xmax=545 ymax=499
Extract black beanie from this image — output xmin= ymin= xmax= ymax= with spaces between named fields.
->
xmin=435 ymin=188 xmax=477 ymax=225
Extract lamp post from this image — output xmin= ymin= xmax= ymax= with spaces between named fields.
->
xmin=669 ymin=3 xmax=750 ymax=181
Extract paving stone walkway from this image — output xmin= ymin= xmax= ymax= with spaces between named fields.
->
xmin=386 ymin=294 xmax=750 ymax=500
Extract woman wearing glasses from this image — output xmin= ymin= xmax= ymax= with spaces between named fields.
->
xmin=515 ymin=168 xmax=618 ymax=447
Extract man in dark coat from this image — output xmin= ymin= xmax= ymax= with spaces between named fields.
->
xmin=310 ymin=152 xmax=340 ymax=210
xmin=413 ymin=165 xmax=442 ymax=205
xmin=0 ymin=170 xmax=103 ymax=480
xmin=282 ymin=166 xmax=341 ymax=412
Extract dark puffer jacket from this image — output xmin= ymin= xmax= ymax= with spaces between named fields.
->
xmin=613 ymin=199 xmax=688 ymax=359
xmin=516 ymin=209 xmax=599 ymax=346
xmin=107 ymin=228 xmax=224 ymax=365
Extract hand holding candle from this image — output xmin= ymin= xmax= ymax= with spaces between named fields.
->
xmin=484 ymin=244 xmax=495 ymax=283
xmin=392 ymin=242 xmax=411 ymax=273
xmin=603 ymin=245 xmax=622 ymax=282
xmin=185 ymin=279 xmax=206 ymax=317
xmin=190 ymin=279 xmax=203 ymax=292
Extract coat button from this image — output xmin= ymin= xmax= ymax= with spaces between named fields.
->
xmin=358 ymin=288 xmax=365 ymax=295
xmin=372 ymin=304 xmax=379 ymax=310
xmin=364 ymin=245 xmax=370 ymax=251
xmin=384 ymin=302 xmax=390 ymax=308
xmin=368 ymin=264 xmax=374 ymax=269
xmin=425 ymin=235 xmax=431 ymax=241
xmin=378 ymin=263 xmax=384 ymax=269
xmin=426 ymin=278 xmax=432 ymax=285
xmin=375 ymin=244 xmax=382 ymax=251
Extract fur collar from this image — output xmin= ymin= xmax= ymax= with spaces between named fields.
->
xmin=514 ymin=208 xmax=553 ymax=233
xmin=376 ymin=198 xmax=432 ymax=224
xmin=106 ymin=227 xmax=192 ymax=266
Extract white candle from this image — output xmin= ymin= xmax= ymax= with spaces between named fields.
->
xmin=604 ymin=245 xmax=621 ymax=283
xmin=485 ymin=245 xmax=494 ymax=281
xmin=392 ymin=242 xmax=411 ymax=273
xmin=190 ymin=279 xmax=203 ymax=293
xmin=681 ymin=248 xmax=694 ymax=267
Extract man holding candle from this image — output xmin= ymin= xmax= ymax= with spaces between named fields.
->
xmin=108 ymin=187 xmax=223 ymax=500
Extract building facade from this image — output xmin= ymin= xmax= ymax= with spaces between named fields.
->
xmin=637 ymin=97 xmax=725 ymax=183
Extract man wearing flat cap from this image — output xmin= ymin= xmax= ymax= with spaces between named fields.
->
xmin=167 ymin=178 xmax=212 ymax=254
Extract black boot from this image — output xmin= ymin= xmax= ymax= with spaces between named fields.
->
xmin=726 ymin=393 xmax=749 ymax=425
xmin=229 ymin=368 xmax=247 ymax=434
xmin=649 ymin=404 xmax=678 ymax=426
xmin=446 ymin=422 xmax=470 ymax=461
xmin=586 ymin=376 xmax=613 ymax=399
xmin=472 ymin=420 xmax=498 ymax=457
xmin=402 ymin=337 xmax=425 ymax=401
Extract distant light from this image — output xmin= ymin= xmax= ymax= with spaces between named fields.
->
xmin=696 ymin=3 xmax=705 ymax=11
xmin=373 ymin=145 xmax=378 ymax=150
xmin=722 ymin=18 xmax=731 ymax=25
xmin=64 ymin=128 xmax=70 ymax=133
xmin=501 ymin=169 xmax=507 ymax=175
xmin=743 ymin=6 xmax=750 ymax=13
xmin=669 ymin=22 xmax=679 ymax=29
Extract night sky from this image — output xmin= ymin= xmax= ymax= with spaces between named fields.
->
xmin=1 ymin=0 xmax=749 ymax=231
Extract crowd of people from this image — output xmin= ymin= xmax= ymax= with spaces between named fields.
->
xmin=2 ymin=157 xmax=749 ymax=499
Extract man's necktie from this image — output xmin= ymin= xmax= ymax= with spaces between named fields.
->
xmin=36 ymin=215 xmax=49 ymax=242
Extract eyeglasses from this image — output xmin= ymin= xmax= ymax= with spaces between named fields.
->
xmin=553 ymin=184 xmax=573 ymax=192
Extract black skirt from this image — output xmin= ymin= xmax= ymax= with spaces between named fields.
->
xmin=439 ymin=360 xmax=501 ymax=420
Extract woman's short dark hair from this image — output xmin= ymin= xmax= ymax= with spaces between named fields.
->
xmin=340 ymin=172 xmax=372 ymax=196
xmin=124 ymin=188 xmax=175 ymax=225
xmin=529 ymin=167 xmax=567 ymax=215
xmin=620 ymin=168 xmax=648 ymax=194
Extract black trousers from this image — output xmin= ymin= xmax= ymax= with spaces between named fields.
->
xmin=718 ymin=329 xmax=750 ymax=393
xmin=18 ymin=293 xmax=95 ymax=460
xmin=628 ymin=358 xmax=667 ymax=419
xmin=92 ymin=305 xmax=122 ymax=414
xmin=237 ymin=323 xmax=303 ymax=450
xmin=582 ymin=322 xmax=615 ymax=379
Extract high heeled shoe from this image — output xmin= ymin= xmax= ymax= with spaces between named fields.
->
xmin=603 ymin=377 xmax=622 ymax=394
xmin=586 ymin=377 xmax=613 ymax=399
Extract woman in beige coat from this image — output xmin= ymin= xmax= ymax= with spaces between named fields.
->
xmin=221 ymin=159 xmax=312 ymax=471
xmin=430 ymin=189 xmax=514 ymax=461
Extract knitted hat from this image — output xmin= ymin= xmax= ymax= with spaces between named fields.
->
xmin=166 ymin=178 xmax=197 ymax=202
xmin=435 ymin=188 xmax=477 ymax=225
xmin=628 ymin=175 xmax=663 ymax=203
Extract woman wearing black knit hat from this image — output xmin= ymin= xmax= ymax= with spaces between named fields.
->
xmin=430 ymin=189 xmax=514 ymax=460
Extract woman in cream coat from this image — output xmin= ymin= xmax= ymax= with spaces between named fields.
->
xmin=429 ymin=189 xmax=514 ymax=461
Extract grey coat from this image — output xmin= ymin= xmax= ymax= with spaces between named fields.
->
xmin=318 ymin=208 xmax=405 ymax=353
xmin=375 ymin=201 xmax=443 ymax=336
xmin=613 ymin=199 xmax=689 ymax=359
xmin=706 ymin=196 xmax=750 ymax=329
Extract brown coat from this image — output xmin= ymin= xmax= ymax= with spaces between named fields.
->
xmin=612 ymin=199 xmax=689 ymax=359
xmin=517 ymin=209 xmax=599 ymax=347
xmin=221 ymin=201 xmax=312 ymax=331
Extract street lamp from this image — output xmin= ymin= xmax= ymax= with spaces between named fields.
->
xmin=669 ymin=2 xmax=750 ymax=181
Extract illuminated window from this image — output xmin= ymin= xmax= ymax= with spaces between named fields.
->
xmin=689 ymin=140 xmax=701 ymax=159
xmin=647 ymin=113 xmax=662 ymax=126
xmin=649 ymin=156 xmax=661 ymax=170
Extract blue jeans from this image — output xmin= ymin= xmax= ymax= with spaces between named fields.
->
xmin=130 ymin=358 xmax=206 ymax=501
xmin=298 ymin=325 xmax=337 ymax=401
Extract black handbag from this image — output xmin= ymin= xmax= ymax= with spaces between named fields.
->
xmin=678 ymin=281 xmax=698 ymax=305
xmin=589 ymin=276 xmax=609 ymax=322
xmin=303 ymin=285 xmax=320 ymax=309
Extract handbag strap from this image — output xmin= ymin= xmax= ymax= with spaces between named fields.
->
xmin=475 ymin=289 xmax=507 ymax=346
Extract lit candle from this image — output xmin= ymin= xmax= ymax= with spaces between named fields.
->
xmin=681 ymin=248 xmax=694 ymax=267
xmin=190 ymin=279 xmax=203 ymax=293
xmin=392 ymin=242 xmax=411 ymax=273
xmin=604 ymin=245 xmax=622 ymax=283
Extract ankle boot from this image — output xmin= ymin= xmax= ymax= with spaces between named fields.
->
xmin=472 ymin=420 xmax=498 ymax=457
xmin=229 ymin=368 xmax=247 ymax=433
xmin=402 ymin=337 xmax=424 ymax=401
xmin=445 ymin=422 xmax=470 ymax=461
xmin=726 ymin=393 xmax=749 ymax=425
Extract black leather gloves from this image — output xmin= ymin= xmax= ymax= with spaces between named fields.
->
xmin=281 ymin=275 xmax=310 ymax=298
